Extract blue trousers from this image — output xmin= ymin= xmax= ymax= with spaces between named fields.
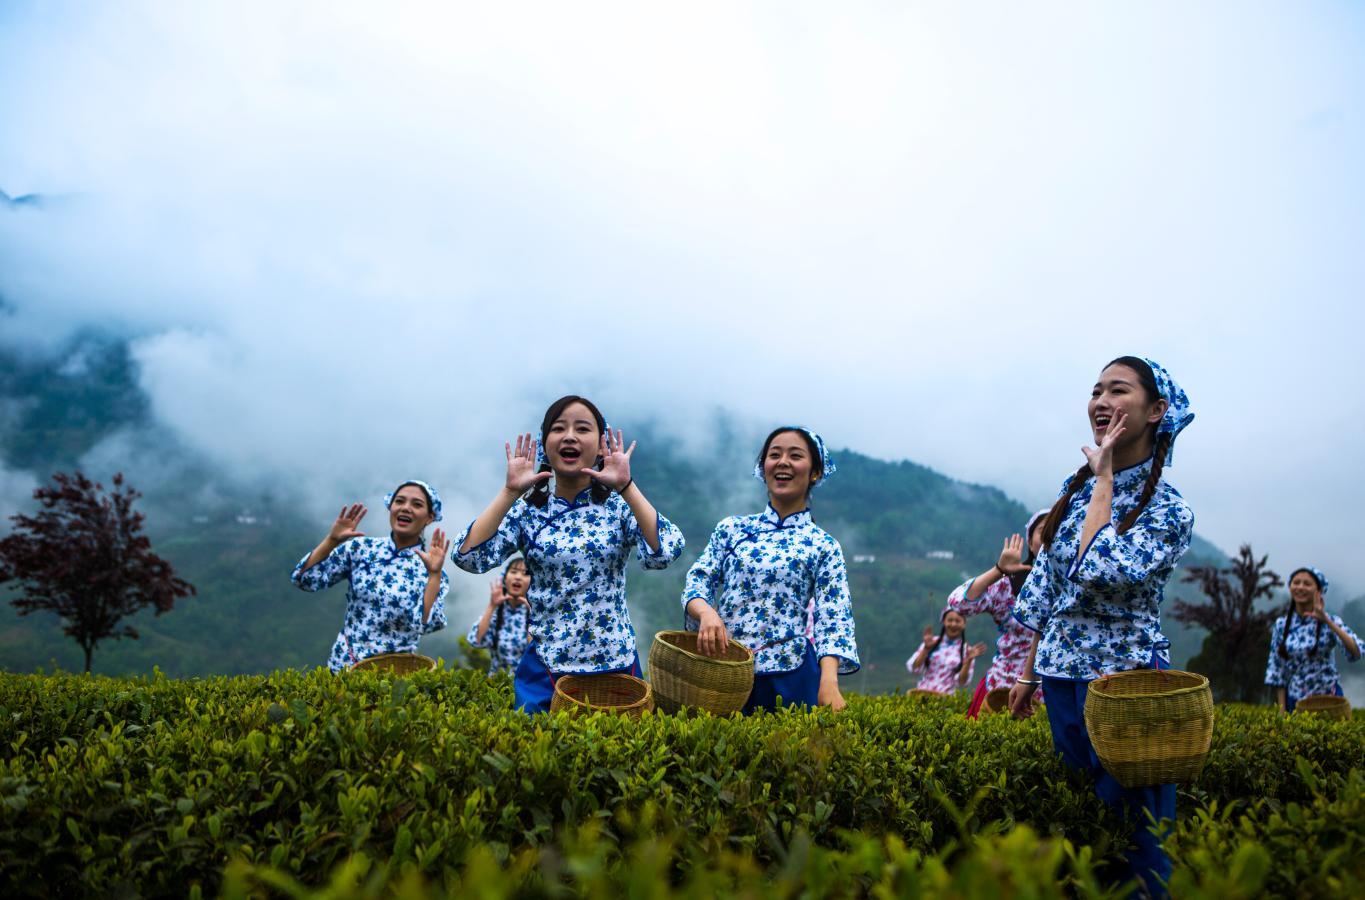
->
xmin=513 ymin=644 xmax=642 ymax=714
xmin=744 ymin=641 xmax=819 ymax=714
xmin=1042 ymin=674 xmax=1176 ymax=898
xmin=1285 ymin=681 xmax=1343 ymax=712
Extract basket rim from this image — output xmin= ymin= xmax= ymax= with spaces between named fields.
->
xmin=347 ymin=652 xmax=436 ymax=670
xmin=1087 ymin=669 xmax=1208 ymax=700
xmin=554 ymin=672 xmax=652 ymax=709
xmin=1295 ymin=694 xmax=1350 ymax=706
xmin=652 ymin=630 xmax=755 ymax=666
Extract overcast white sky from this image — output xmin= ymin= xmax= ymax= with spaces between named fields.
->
xmin=2 ymin=2 xmax=1363 ymax=597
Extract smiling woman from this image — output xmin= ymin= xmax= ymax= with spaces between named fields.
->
xmin=452 ymin=395 xmax=685 ymax=713
xmin=681 ymin=426 xmax=859 ymax=713
xmin=289 ymin=479 xmax=450 ymax=671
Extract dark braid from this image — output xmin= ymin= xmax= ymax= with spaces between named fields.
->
xmin=1040 ymin=464 xmax=1091 ymax=549
xmin=1116 ymin=432 xmax=1171 ymax=533
xmin=490 ymin=605 xmax=506 ymax=655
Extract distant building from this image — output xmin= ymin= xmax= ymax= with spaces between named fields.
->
xmin=852 ymin=554 xmax=877 ymax=564
xmin=926 ymin=550 xmax=954 ymax=560
xmin=236 ymin=512 xmax=258 ymax=526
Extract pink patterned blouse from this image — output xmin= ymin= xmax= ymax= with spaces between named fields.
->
xmin=907 ymin=635 xmax=974 ymax=694
xmin=947 ymin=576 xmax=1038 ymax=695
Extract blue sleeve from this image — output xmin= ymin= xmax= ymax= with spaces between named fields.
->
xmin=466 ymin=614 xmax=492 ymax=649
xmin=1011 ymin=551 xmax=1051 ymax=634
xmin=813 ymin=540 xmax=859 ymax=675
xmin=452 ymin=502 xmax=527 ymax=574
xmin=682 ymin=520 xmax=729 ymax=609
xmin=1067 ymin=494 xmax=1194 ymax=589
xmin=422 ymin=570 xmax=449 ymax=634
xmin=290 ymin=540 xmax=355 ymax=592
xmin=1331 ymin=614 xmax=1362 ymax=663
xmin=626 ymin=507 xmax=685 ymax=570
xmin=1264 ymin=617 xmax=1286 ymax=686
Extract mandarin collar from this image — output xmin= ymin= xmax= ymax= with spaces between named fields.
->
xmin=1112 ymin=455 xmax=1155 ymax=491
xmin=762 ymin=504 xmax=812 ymax=528
xmin=549 ymin=486 xmax=595 ymax=511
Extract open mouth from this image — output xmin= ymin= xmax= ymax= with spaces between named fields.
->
xmin=395 ymin=514 xmax=413 ymax=526
xmin=1093 ymin=413 xmax=1112 ymax=431
xmin=772 ymin=471 xmax=794 ymax=484
xmin=558 ymin=446 xmax=582 ymax=464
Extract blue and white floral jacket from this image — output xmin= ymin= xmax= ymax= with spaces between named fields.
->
xmin=291 ymin=535 xmax=448 ymax=672
xmin=683 ymin=505 xmax=859 ymax=675
xmin=466 ymin=602 xmax=532 ymax=675
xmin=1264 ymin=612 xmax=1361 ymax=701
xmin=453 ymin=490 xmax=684 ymax=673
xmin=1013 ymin=458 xmax=1193 ymax=680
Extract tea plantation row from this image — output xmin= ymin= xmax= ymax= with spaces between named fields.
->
xmin=1 ymin=668 xmax=1360 ymax=897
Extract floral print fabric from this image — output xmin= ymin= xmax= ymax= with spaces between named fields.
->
xmin=466 ymin=603 xmax=532 ymax=675
xmin=947 ymin=577 xmax=1036 ymax=693
xmin=1264 ymin=612 xmax=1361 ymax=701
xmin=291 ymin=536 xmax=448 ymax=672
xmin=453 ymin=489 xmax=684 ymax=673
xmin=1013 ymin=457 xmax=1194 ymax=680
xmin=683 ymin=505 xmax=859 ymax=675
xmin=907 ymin=636 xmax=973 ymax=694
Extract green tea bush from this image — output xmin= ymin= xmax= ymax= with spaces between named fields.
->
xmin=0 ymin=670 xmax=1361 ymax=898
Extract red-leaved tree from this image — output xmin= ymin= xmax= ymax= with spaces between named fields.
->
xmin=0 ymin=472 xmax=195 ymax=672
xmin=1172 ymin=544 xmax=1282 ymax=702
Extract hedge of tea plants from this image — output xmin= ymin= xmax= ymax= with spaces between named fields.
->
xmin=0 ymin=668 xmax=1360 ymax=898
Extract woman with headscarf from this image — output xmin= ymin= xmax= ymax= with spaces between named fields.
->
xmin=453 ymin=395 xmax=685 ymax=713
xmin=1009 ymin=357 xmax=1195 ymax=898
xmin=290 ymin=480 xmax=450 ymax=671
xmin=907 ymin=606 xmax=984 ymax=695
xmin=1264 ymin=566 xmax=1360 ymax=712
xmin=947 ymin=509 xmax=1051 ymax=717
xmin=682 ymin=426 xmax=859 ymax=712
xmin=467 ymin=558 xmax=533 ymax=676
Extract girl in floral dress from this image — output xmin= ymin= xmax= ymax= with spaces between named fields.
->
xmin=947 ymin=509 xmax=1050 ymax=716
xmin=907 ymin=607 xmax=986 ymax=694
xmin=1264 ymin=566 xmax=1360 ymax=711
xmin=683 ymin=427 xmax=859 ymax=712
xmin=453 ymin=395 xmax=685 ymax=713
xmin=467 ymin=558 xmax=533 ymax=676
xmin=291 ymin=480 xmax=450 ymax=671
xmin=1010 ymin=356 xmax=1195 ymax=898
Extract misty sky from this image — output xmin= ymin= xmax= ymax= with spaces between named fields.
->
xmin=2 ymin=3 xmax=1363 ymax=597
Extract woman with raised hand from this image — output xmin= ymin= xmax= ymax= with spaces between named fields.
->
xmin=1264 ymin=566 xmax=1361 ymax=712
xmin=907 ymin=608 xmax=985 ymax=695
xmin=947 ymin=510 xmax=1050 ymax=717
xmin=467 ymin=558 xmax=533 ymax=676
xmin=682 ymin=426 xmax=859 ymax=713
xmin=1009 ymin=357 xmax=1195 ymax=898
xmin=453 ymin=395 xmax=685 ymax=713
xmin=291 ymin=480 xmax=450 ymax=671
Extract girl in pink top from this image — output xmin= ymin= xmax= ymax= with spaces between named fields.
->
xmin=907 ymin=608 xmax=986 ymax=694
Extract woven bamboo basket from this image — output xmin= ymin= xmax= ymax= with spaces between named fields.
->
xmin=983 ymin=687 xmax=1011 ymax=715
xmin=551 ymin=673 xmax=653 ymax=717
xmin=1294 ymin=694 xmax=1351 ymax=720
xmin=648 ymin=630 xmax=754 ymax=715
xmin=348 ymin=652 xmax=436 ymax=674
xmin=1084 ymin=669 xmax=1214 ymax=788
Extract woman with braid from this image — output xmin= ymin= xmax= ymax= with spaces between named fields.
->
xmin=1009 ymin=357 xmax=1194 ymax=899
xmin=1264 ymin=566 xmax=1360 ymax=712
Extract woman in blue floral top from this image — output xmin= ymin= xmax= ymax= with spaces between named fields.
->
xmin=291 ymin=480 xmax=450 ymax=671
xmin=1009 ymin=357 xmax=1195 ymax=899
xmin=1264 ymin=566 xmax=1360 ymax=712
xmin=467 ymin=558 xmax=533 ymax=676
xmin=454 ymin=395 xmax=685 ymax=713
xmin=683 ymin=426 xmax=859 ymax=712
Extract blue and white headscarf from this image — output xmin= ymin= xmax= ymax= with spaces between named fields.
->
xmin=384 ymin=479 xmax=443 ymax=523
xmin=1292 ymin=566 xmax=1330 ymax=598
xmin=752 ymin=426 xmax=837 ymax=488
xmin=1141 ymin=357 xmax=1193 ymax=466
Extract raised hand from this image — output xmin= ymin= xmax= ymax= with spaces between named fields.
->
xmin=506 ymin=433 xmax=553 ymax=494
xmin=584 ymin=428 xmax=636 ymax=491
xmin=328 ymin=504 xmax=367 ymax=544
xmin=1082 ymin=408 xmax=1128 ymax=478
xmin=488 ymin=578 xmax=506 ymax=608
xmin=922 ymin=625 xmax=940 ymax=648
xmin=966 ymin=642 xmax=988 ymax=661
xmin=415 ymin=529 xmax=449 ymax=575
xmin=1310 ymin=593 xmax=1330 ymax=623
xmin=997 ymin=534 xmax=1030 ymax=575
